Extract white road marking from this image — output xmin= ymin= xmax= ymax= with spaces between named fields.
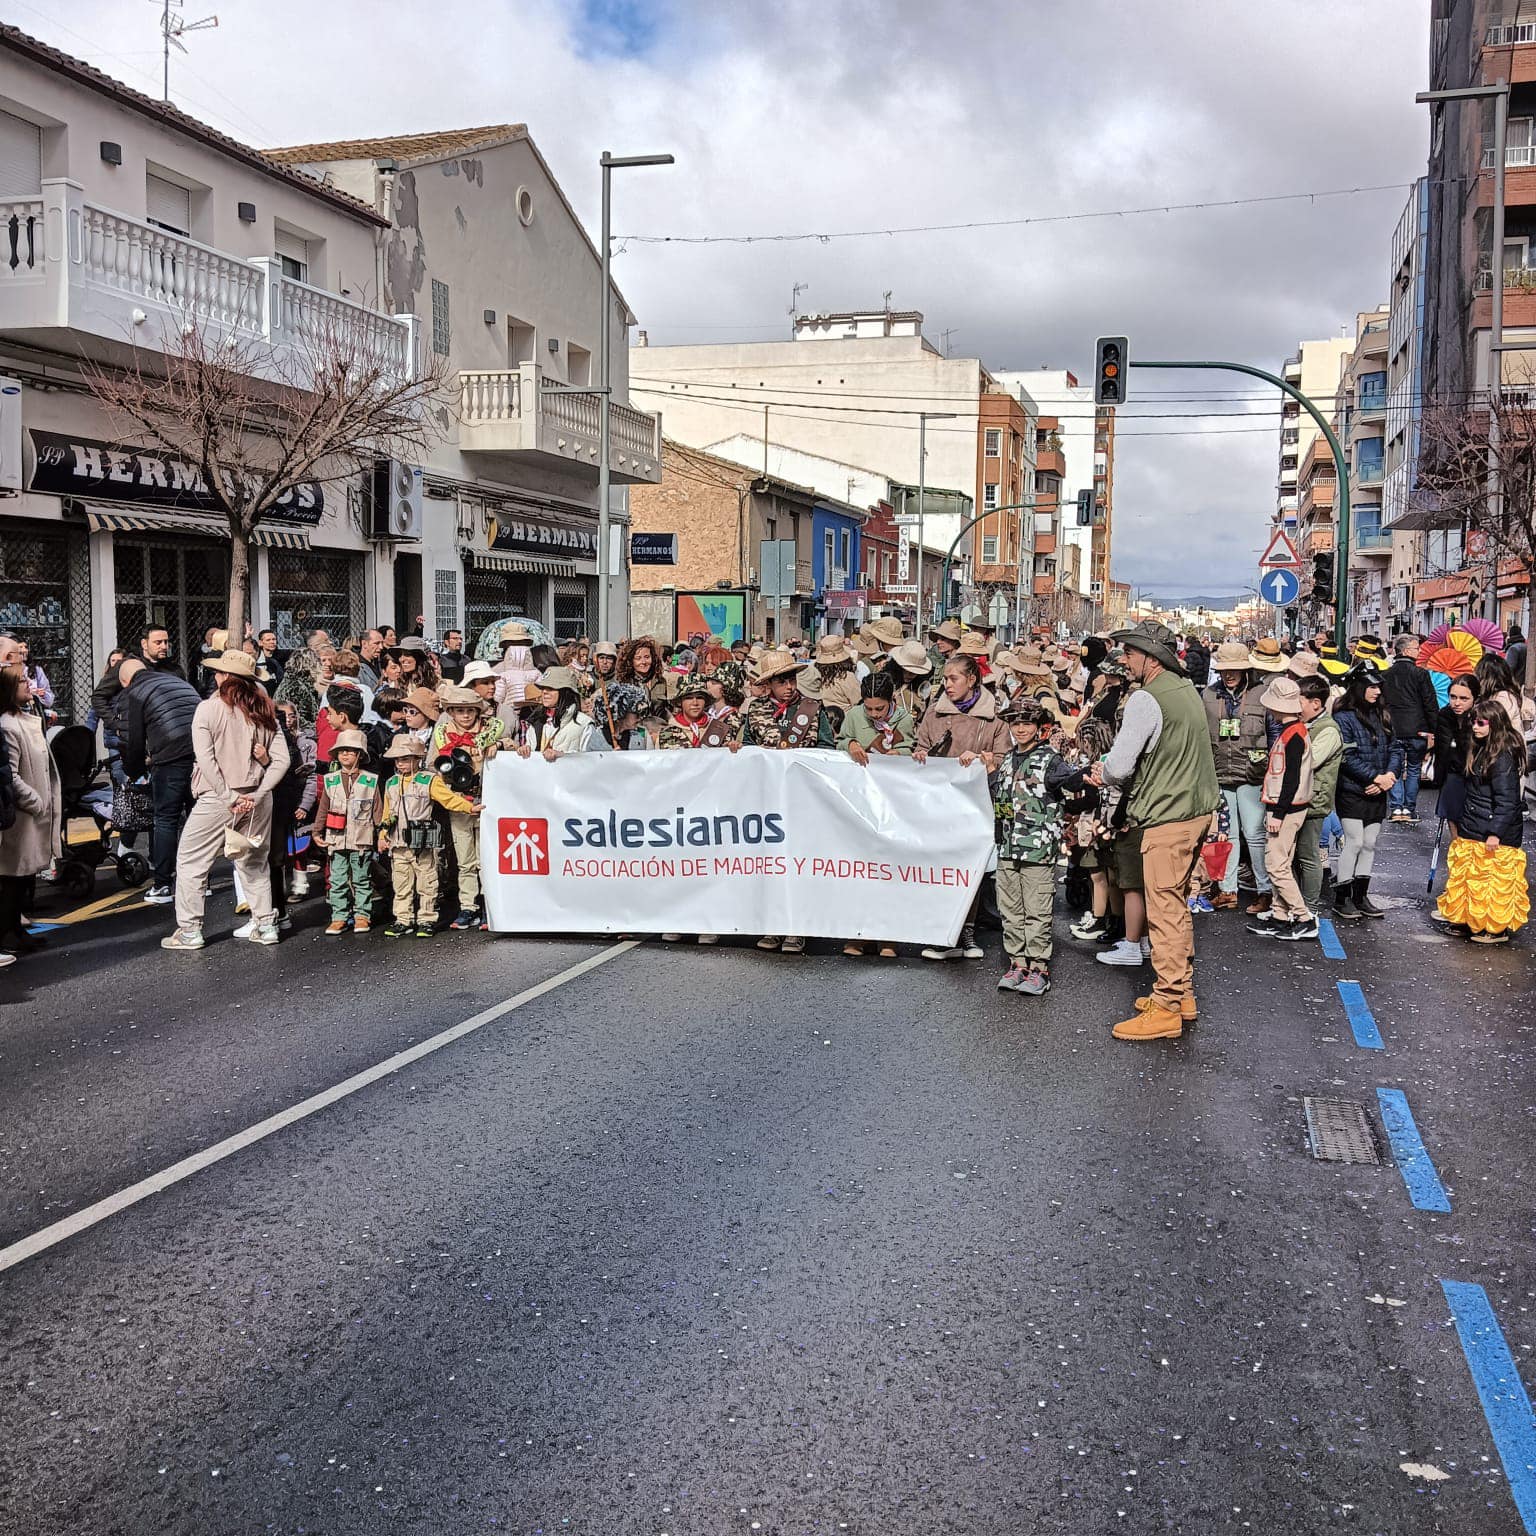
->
xmin=0 ymin=942 xmax=636 ymax=1276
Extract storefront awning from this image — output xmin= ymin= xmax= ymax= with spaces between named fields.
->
xmin=468 ymin=549 xmax=577 ymax=577
xmin=84 ymin=508 xmax=311 ymax=550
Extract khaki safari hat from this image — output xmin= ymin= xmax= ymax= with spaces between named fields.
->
xmin=753 ymin=649 xmax=807 ymax=684
xmin=1249 ymin=637 xmax=1287 ymax=673
xmin=332 ymin=728 xmax=369 ymax=753
xmin=384 ymin=734 xmax=427 ymax=760
xmin=439 ymin=684 xmax=486 ymax=712
xmin=1109 ymin=619 xmax=1182 ymax=673
xmin=813 ymin=634 xmax=854 ymax=666
xmin=958 ymin=631 xmax=990 ymax=657
xmin=535 ymin=666 xmax=582 ymax=694
xmin=864 ymin=615 xmax=905 ymax=649
xmin=1211 ymin=640 xmax=1253 ymax=672
xmin=1287 ymin=650 xmax=1322 ymax=680
xmin=1259 ymin=676 xmax=1304 ymax=715
xmin=461 ymin=660 xmax=497 ymax=684
xmin=203 ymin=648 xmax=257 ymax=679
xmin=886 ymin=639 xmax=933 ymax=676
xmin=931 ymin=619 xmax=963 ymax=645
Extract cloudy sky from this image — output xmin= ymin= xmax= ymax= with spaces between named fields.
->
xmin=36 ymin=0 xmax=1429 ymax=598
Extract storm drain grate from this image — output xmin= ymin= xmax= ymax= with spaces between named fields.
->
xmin=1303 ymin=1096 xmax=1382 ymax=1165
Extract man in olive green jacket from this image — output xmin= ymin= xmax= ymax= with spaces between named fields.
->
xmin=1091 ymin=620 xmax=1221 ymax=1040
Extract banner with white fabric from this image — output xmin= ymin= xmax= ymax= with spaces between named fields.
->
xmin=479 ymin=747 xmax=995 ymax=944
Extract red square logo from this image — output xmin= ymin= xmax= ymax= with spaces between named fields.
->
xmin=498 ymin=817 xmax=550 ymax=875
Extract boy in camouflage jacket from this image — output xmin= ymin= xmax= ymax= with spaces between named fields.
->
xmin=993 ymin=699 xmax=1086 ymax=996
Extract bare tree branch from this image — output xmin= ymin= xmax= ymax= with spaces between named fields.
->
xmin=83 ymin=317 xmax=450 ymax=633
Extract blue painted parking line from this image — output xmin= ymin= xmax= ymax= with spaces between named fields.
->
xmin=1441 ymin=1281 xmax=1536 ymax=1533
xmin=1317 ymin=918 xmax=1346 ymax=960
xmin=1376 ymin=1088 xmax=1452 ymax=1213
xmin=1336 ymin=980 xmax=1383 ymax=1050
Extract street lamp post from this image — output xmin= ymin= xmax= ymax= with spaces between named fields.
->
xmin=1417 ymin=84 xmax=1508 ymax=623
xmin=597 ymin=150 xmax=673 ymax=641
xmin=915 ymin=412 xmax=957 ymax=640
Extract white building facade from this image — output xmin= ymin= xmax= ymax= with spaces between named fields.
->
xmin=267 ymin=126 xmax=660 ymax=651
xmin=0 ymin=24 xmax=415 ymax=719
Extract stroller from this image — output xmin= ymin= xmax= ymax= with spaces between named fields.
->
xmin=45 ymin=725 xmax=152 ymax=899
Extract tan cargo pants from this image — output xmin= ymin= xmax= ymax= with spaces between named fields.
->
xmin=391 ymin=847 xmax=440 ymax=927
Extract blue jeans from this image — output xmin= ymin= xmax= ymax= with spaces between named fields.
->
xmin=1388 ymin=737 xmax=1428 ymax=814
xmin=1219 ymin=784 xmax=1271 ymax=894
xmin=150 ymin=757 xmax=196 ymax=887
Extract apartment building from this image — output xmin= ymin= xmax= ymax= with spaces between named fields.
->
xmin=992 ymin=368 xmax=1103 ymax=603
xmin=265 ymin=126 xmax=661 ymax=648
xmin=972 ymin=385 xmax=1037 ymax=608
xmin=630 ymin=310 xmax=986 ymax=568
xmin=1278 ymin=336 xmax=1353 ymax=534
xmin=1419 ymin=0 xmax=1536 ymax=630
xmin=1341 ymin=308 xmax=1391 ymax=629
xmin=0 ymin=24 xmax=416 ymax=719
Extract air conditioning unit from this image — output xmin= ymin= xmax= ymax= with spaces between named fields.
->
xmin=367 ymin=459 xmax=423 ymax=541
xmin=857 ymin=571 xmax=873 ymax=589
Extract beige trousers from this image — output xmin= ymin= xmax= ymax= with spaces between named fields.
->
xmin=174 ymin=793 xmax=274 ymax=930
xmin=448 ymin=810 xmax=480 ymax=912
xmin=1263 ymin=809 xmax=1310 ymax=920
xmin=1140 ymin=813 xmax=1208 ymax=1013
xmin=391 ymin=847 xmax=440 ymax=926
xmin=996 ymin=861 xmax=1056 ymax=967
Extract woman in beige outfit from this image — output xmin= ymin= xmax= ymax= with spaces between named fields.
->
xmin=0 ymin=664 xmax=63 ymax=958
xmin=163 ymin=650 xmax=290 ymax=950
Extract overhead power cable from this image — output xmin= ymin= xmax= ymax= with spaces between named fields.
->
xmin=616 ymin=181 xmax=1421 ymax=246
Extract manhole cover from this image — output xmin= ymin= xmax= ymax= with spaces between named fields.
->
xmin=1303 ymin=1096 xmax=1381 ymax=1165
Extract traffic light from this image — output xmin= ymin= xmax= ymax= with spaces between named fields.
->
xmin=1076 ymin=488 xmax=1093 ymax=526
xmin=1312 ymin=552 xmax=1334 ymax=597
xmin=1094 ymin=336 xmax=1128 ymax=405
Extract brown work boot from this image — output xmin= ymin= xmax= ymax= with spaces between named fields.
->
xmin=353 ymin=915 xmax=371 ymax=935
xmin=1211 ymin=892 xmax=1238 ymax=910
xmin=1135 ymin=993 xmax=1197 ymax=1022
xmin=1112 ymin=1006 xmax=1184 ymax=1041
xmin=1244 ymin=893 xmax=1272 ymax=916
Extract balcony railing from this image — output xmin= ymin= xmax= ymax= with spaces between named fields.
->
xmin=0 ymin=180 xmax=416 ymax=388
xmin=1356 ymin=388 xmax=1387 ymax=415
xmin=1356 ymin=461 xmax=1385 ymax=485
xmin=1354 ymin=525 xmax=1393 ymax=551
xmin=1481 ymin=143 xmax=1536 ymax=168
xmin=1474 ymin=265 xmax=1536 ymax=291
xmin=459 ymin=363 xmax=661 ymax=483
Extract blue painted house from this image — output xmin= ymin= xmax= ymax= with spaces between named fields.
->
xmin=811 ymin=502 xmax=862 ymax=624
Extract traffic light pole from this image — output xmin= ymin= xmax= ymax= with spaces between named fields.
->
xmin=1131 ymin=360 xmax=1351 ymax=653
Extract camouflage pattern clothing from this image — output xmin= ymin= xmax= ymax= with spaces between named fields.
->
xmin=993 ymin=741 xmax=1078 ymax=864
xmin=742 ymin=692 xmax=836 ymax=749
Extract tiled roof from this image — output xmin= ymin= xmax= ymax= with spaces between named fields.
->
xmin=265 ymin=126 xmax=526 ymax=166
xmin=0 ymin=23 xmax=387 ymax=226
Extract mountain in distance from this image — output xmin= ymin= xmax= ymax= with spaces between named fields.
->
xmin=1140 ymin=592 xmax=1249 ymax=610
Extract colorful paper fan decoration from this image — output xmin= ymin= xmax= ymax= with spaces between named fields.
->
xmin=1460 ymin=617 xmax=1505 ymax=653
xmin=1445 ymin=628 xmax=1485 ymax=666
xmin=1425 ymin=622 xmax=1452 ymax=650
xmin=1422 ymin=643 xmax=1477 ymax=677
xmin=1428 ymin=670 xmax=1452 ymax=708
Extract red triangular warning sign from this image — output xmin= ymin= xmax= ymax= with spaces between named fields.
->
xmin=1259 ymin=527 xmax=1299 ymax=569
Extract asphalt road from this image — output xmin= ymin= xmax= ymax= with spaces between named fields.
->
xmin=0 ymin=819 xmax=1532 ymax=1536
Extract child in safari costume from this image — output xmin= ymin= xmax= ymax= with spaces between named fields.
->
xmin=430 ymin=685 xmax=505 ymax=929
xmin=378 ymin=734 xmax=478 ymax=938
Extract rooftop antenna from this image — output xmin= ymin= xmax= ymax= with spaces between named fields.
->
xmin=941 ymin=328 xmax=958 ymax=357
xmin=789 ymin=280 xmax=808 ymax=334
xmin=154 ymin=0 xmax=219 ymax=102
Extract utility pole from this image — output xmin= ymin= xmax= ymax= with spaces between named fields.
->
xmin=915 ymin=412 xmax=957 ymax=640
xmin=597 ymin=149 xmax=673 ymax=640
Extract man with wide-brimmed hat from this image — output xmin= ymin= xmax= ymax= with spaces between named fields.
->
xmin=378 ymin=733 xmax=478 ymax=937
xmin=1092 ymin=620 xmax=1220 ymax=1039
xmin=883 ymin=638 xmax=935 ymax=718
xmin=929 ymin=618 xmax=963 ymax=668
xmin=1202 ymin=639 xmax=1273 ymax=914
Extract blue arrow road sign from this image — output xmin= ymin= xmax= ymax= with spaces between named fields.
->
xmin=1260 ymin=567 xmax=1301 ymax=607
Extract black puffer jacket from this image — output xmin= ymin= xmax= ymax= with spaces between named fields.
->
xmin=1380 ymin=656 xmax=1439 ymax=740
xmin=1459 ymin=750 xmax=1525 ymax=846
xmin=121 ymin=669 xmax=202 ymax=776
xmin=1334 ymin=707 xmax=1404 ymax=822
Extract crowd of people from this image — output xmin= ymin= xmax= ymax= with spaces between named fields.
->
xmin=0 ymin=616 xmax=1529 ymax=1026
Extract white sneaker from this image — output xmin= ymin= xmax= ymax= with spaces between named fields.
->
xmin=290 ymin=873 xmax=310 ymax=898
xmin=1096 ymin=939 xmax=1144 ymax=967
xmin=1139 ymin=937 xmax=1152 ymax=959
xmin=232 ymin=917 xmax=255 ymax=940
xmin=142 ymin=885 xmax=175 ymax=906
xmin=160 ymin=925 xmax=204 ymax=951
xmin=249 ymin=921 xmax=280 ymax=946
xmin=0 ymin=952 xmax=15 ymax=969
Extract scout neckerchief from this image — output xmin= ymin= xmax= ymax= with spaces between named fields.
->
xmin=671 ymin=709 xmax=709 ymax=748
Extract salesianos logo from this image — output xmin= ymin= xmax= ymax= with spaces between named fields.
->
xmin=498 ymin=818 xmax=549 ymax=874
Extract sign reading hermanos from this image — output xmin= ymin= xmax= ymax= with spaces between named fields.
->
xmin=24 ymin=430 xmax=324 ymax=524
xmin=488 ymin=513 xmax=598 ymax=559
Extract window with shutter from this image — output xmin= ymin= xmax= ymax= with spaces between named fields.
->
xmin=146 ymin=173 xmax=190 ymax=235
xmin=0 ymin=110 xmax=41 ymax=197
xmin=274 ymin=226 xmax=310 ymax=283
